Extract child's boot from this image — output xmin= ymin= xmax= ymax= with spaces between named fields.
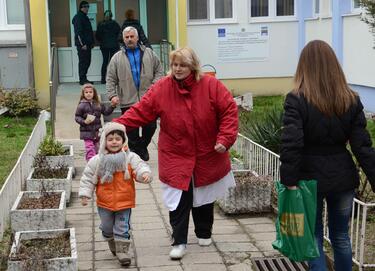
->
xmin=107 ymin=238 xmax=116 ymax=256
xmin=115 ymin=239 xmax=131 ymax=266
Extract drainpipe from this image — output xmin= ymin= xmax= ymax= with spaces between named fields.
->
xmin=175 ymin=0 xmax=179 ymax=48
xmin=24 ymin=0 xmax=35 ymax=97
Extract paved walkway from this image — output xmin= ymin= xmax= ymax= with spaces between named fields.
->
xmin=56 ymin=83 xmax=280 ymax=270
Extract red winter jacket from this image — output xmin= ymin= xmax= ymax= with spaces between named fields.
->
xmin=113 ymin=74 xmax=238 ymax=190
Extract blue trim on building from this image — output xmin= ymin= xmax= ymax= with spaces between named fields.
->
xmin=332 ymin=0 xmax=343 ymax=63
xmin=297 ymin=0 xmax=313 ymax=54
xmin=350 ymin=84 xmax=375 ymax=113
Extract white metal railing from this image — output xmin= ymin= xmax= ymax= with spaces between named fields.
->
xmin=0 ymin=111 xmax=48 ymax=239
xmin=323 ymin=198 xmax=375 ymax=271
xmin=232 ymin=133 xmax=280 ymax=181
xmin=234 ymin=133 xmax=375 ymax=270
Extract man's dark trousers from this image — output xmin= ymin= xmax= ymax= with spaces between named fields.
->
xmin=121 ymin=107 xmax=156 ymax=160
xmin=77 ymin=47 xmax=92 ymax=83
xmin=100 ymin=47 xmax=119 ymax=82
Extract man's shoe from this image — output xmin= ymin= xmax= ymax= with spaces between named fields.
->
xmin=86 ymin=80 xmax=94 ymax=84
xmin=169 ymin=244 xmax=186 ymax=260
xmin=198 ymin=238 xmax=212 ymax=246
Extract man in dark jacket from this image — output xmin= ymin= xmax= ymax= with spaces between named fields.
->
xmin=121 ymin=9 xmax=152 ymax=49
xmin=72 ymin=1 xmax=95 ymax=85
xmin=96 ymin=10 xmax=121 ymax=84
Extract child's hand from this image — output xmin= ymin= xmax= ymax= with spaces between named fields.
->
xmin=80 ymin=196 xmax=89 ymax=206
xmin=142 ymin=173 xmax=151 ymax=184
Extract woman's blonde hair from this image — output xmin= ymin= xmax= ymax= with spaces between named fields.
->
xmin=293 ymin=40 xmax=357 ymax=116
xmin=79 ymin=83 xmax=100 ymax=105
xmin=168 ymin=47 xmax=202 ymax=81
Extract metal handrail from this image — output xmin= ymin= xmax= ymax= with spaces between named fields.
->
xmin=159 ymin=39 xmax=175 ymax=75
xmin=49 ymin=43 xmax=59 ymax=138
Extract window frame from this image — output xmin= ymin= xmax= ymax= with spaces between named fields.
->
xmin=351 ymin=0 xmax=361 ymax=14
xmin=0 ymin=0 xmax=25 ymax=30
xmin=313 ymin=0 xmax=320 ymax=17
xmin=249 ymin=0 xmax=297 ymax=23
xmin=187 ymin=0 xmax=237 ymax=25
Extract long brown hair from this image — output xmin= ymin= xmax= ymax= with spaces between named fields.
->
xmin=79 ymin=83 xmax=100 ymax=105
xmin=293 ymin=40 xmax=357 ymax=116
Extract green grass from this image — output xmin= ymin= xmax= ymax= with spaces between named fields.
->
xmin=0 ymin=227 xmax=12 ymax=270
xmin=367 ymin=119 xmax=375 ymax=147
xmin=0 ymin=115 xmax=37 ymax=187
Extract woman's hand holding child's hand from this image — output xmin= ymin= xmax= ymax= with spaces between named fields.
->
xmin=80 ymin=196 xmax=89 ymax=206
xmin=142 ymin=173 xmax=151 ymax=184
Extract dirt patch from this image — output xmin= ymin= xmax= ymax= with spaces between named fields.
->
xmin=10 ymin=231 xmax=70 ymax=261
xmin=17 ymin=193 xmax=61 ymax=209
xmin=31 ymin=168 xmax=69 ymax=179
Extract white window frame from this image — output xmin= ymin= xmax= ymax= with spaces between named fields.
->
xmin=187 ymin=0 xmax=237 ymax=25
xmin=0 ymin=0 xmax=25 ymax=30
xmin=351 ymin=0 xmax=361 ymax=14
xmin=249 ymin=0 xmax=297 ymax=23
xmin=313 ymin=0 xmax=320 ymax=18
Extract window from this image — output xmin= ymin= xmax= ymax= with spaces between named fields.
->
xmin=251 ymin=0 xmax=269 ymax=17
xmin=188 ymin=0 xmax=209 ymax=20
xmin=6 ymin=0 xmax=25 ymax=24
xmin=276 ymin=0 xmax=294 ymax=16
xmin=188 ymin=0 xmax=234 ymax=22
xmin=250 ymin=0 xmax=295 ymax=19
xmin=314 ymin=0 xmax=320 ymax=15
xmin=215 ymin=0 xmax=233 ymax=19
xmin=353 ymin=0 xmax=360 ymax=9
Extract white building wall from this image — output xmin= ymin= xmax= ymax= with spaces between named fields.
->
xmin=343 ymin=15 xmax=375 ymax=87
xmin=187 ymin=1 xmax=298 ymax=79
xmin=305 ymin=18 xmax=332 ymax=45
xmin=0 ymin=30 xmax=25 ymax=42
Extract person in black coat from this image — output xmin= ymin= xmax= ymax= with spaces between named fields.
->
xmin=72 ymin=1 xmax=95 ymax=85
xmin=121 ymin=9 xmax=152 ymax=49
xmin=96 ymin=10 xmax=121 ymax=84
xmin=280 ymin=40 xmax=375 ymax=271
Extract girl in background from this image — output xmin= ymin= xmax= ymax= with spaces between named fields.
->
xmin=75 ymin=83 xmax=116 ymax=161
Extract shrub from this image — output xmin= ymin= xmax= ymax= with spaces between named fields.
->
xmin=0 ymin=89 xmax=38 ymax=117
xmin=39 ymin=136 xmax=66 ymax=156
xmin=240 ymin=105 xmax=283 ymax=154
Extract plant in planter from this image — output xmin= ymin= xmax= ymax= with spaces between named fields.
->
xmin=39 ymin=136 xmax=75 ymax=174
xmin=26 ymin=156 xmax=73 ymax=203
xmin=230 ymin=149 xmax=247 ymax=170
xmin=10 ymin=189 xmax=66 ymax=232
xmin=7 ymin=228 xmax=77 ymax=271
xmin=217 ymin=170 xmax=273 ymax=214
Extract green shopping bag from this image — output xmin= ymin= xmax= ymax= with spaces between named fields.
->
xmin=272 ymin=180 xmax=319 ymax=262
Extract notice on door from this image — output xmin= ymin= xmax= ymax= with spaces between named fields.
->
xmin=217 ymin=25 xmax=269 ymax=63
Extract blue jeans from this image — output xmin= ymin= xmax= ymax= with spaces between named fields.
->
xmin=97 ymin=207 xmax=132 ymax=240
xmin=309 ymin=189 xmax=354 ymax=271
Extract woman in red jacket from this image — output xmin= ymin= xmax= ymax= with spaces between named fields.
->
xmin=113 ymin=47 xmax=238 ymax=260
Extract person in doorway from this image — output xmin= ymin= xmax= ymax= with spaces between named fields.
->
xmin=280 ymin=40 xmax=375 ymax=271
xmin=72 ymin=1 xmax=95 ymax=85
xmin=112 ymin=47 xmax=238 ymax=260
xmin=79 ymin=122 xmax=152 ymax=266
xmin=75 ymin=84 xmax=116 ymax=161
xmin=96 ymin=10 xmax=121 ymax=84
xmin=121 ymin=9 xmax=152 ymax=49
xmin=106 ymin=26 xmax=163 ymax=161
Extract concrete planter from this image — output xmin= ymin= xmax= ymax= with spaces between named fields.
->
xmin=26 ymin=167 xmax=73 ymax=203
xmin=217 ymin=170 xmax=273 ymax=214
xmin=44 ymin=145 xmax=75 ymax=176
xmin=10 ymin=191 xmax=66 ymax=232
xmin=8 ymin=228 xmax=77 ymax=271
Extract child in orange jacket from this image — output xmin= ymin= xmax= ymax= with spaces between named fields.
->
xmin=79 ymin=122 xmax=152 ymax=266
